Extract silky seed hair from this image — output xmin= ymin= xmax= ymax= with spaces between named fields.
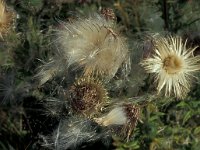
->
xmin=41 ymin=117 xmax=102 ymax=150
xmin=141 ymin=36 xmax=200 ymax=99
xmin=36 ymin=12 xmax=130 ymax=85
xmin=68 ymin=76 xmax=108 ymax=117
xmin=57 ymin=13 xmax=130 ymax=80
xmin=94 ymin=103 xmax=141 ymax=141
xmin=94 ymin=107 xmax=128 ymax=126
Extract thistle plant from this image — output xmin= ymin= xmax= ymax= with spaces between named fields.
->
xmin=1 ymin=1 xmax=200 ymax=150
xmin=35 ymin=8 xmax=200 ymax=149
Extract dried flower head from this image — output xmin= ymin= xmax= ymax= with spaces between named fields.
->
xmin=0 ymin=0 xmax=16 ymax=38
xmin=68 ymin=77 xmax=108 ymax=117
xmin=58 ymin=13 xmax=130 ymax=79
xmin=95 ymin=103 xmax=140 ymax=141
xmin=141 ymin=36 xmax=200 ymax=99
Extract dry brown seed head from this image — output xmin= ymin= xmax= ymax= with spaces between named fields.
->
xmin=69 ymin=77 xmax=108 ymax=117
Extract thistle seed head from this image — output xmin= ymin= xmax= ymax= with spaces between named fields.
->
xmin=68 ymin=77 xmax=108 ymax=117
xmin=141 ymin=36 xmax=200 ymax=99
xmin=58 ymin=13 xmax=130 ymax=80
xmin=95 ymin=103 xmax=141 ymax=141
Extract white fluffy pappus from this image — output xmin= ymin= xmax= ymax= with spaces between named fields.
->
xmin=41 ymin=117 xmax=108 ymax=150
xmin=42 ymin=97 xmax=67 ymax=119
xmin=35 ymin=53 xmax=68 ymax=86
xmin=0 ymin=72 xmax=31 ymax=104
xmin=95 ymin=107 xmax=127 ymax=126
xmin=94 ymin=103 xmax=141 ymax=141
xmin=58 ymin=13 xmax=130 ymax=79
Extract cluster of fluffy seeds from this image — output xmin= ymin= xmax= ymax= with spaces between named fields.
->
xmin=141 ymin=36 xmax=200 ymax=99
xmin=95 ymin=106 xmax=128 ymax=126
xmin=0 ymin=0 xmax=16 ymax=38
xmin=58 ymin=13 xmax=130 ymax=79
xmin=36 ymin=13 xmax=130 ymax=85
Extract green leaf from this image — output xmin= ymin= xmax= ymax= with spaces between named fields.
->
xmin=182 ymin=111 xmax=193 ymax=125
xmin=194 ymin=126 xmax=200 ymax=135
xmin=176 ymin=101 xmax=190 ymax=109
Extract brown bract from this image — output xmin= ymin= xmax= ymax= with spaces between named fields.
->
xmin=122 ymin=103 xmax=140 ymax=141
xmin=101 ymin=8 xmax=116 ymax=21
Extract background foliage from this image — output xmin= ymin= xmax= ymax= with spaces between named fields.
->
xmin=0 ymin=0 xmax=200 ymax=149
